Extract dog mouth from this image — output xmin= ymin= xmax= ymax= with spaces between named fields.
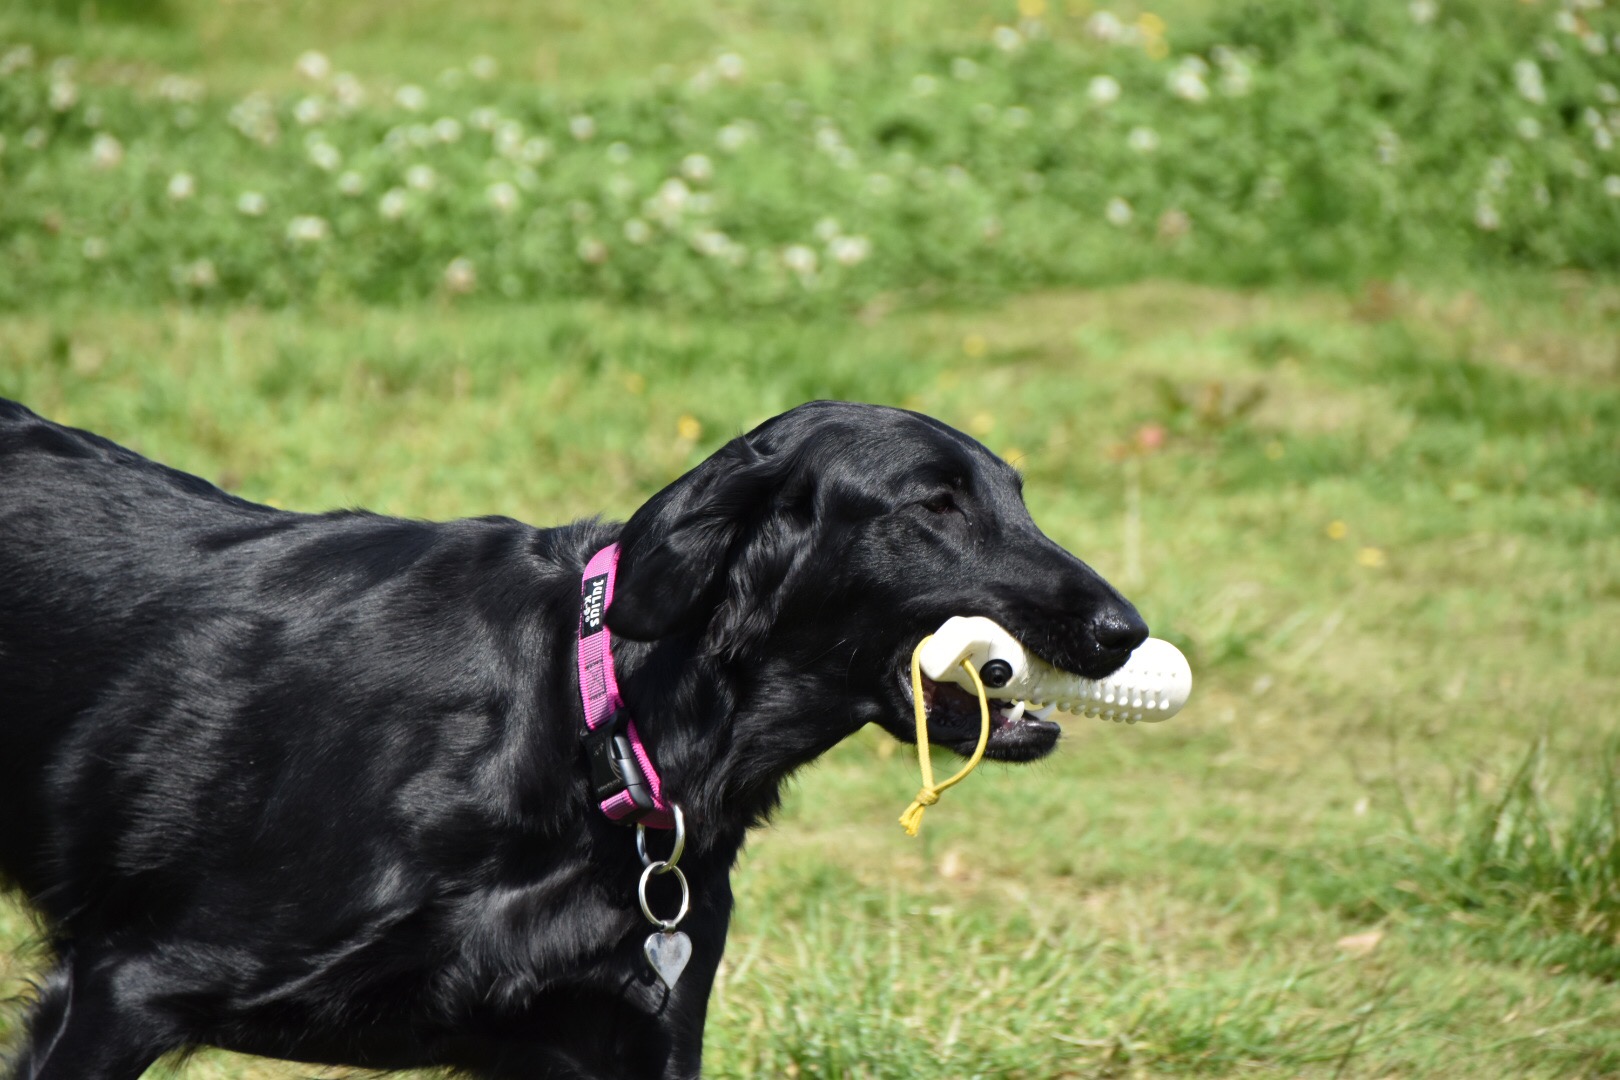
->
xmin=897 ymin=673 xmax=1062 ymax=764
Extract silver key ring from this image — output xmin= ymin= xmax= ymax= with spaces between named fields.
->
xmin=636 ymin=803 xmax=685 ymax=872
xmin=637 ymin=860 xmax=690 ymax=931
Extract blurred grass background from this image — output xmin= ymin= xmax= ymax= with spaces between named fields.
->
xmin=2 ymin=0 xmax=1619 ymax=1076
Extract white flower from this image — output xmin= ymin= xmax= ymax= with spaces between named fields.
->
xmin=716 ymin=121 xmax=754 ymax=153
xmin=293 ymin=96 xmax=324 ymax=125
xmin=1105 ymin=196 xmax=1133 ymax=226
xmin=1086 ymin=11 xmax=1125 ymax=42
xmin=49 ymin=78 xmax=78 ymax=112
xmin=1554 ymin=10 xmax=1578 ymax=34
xmin=681 ymin=153 xmax=714 ymax=183
xmin=650 ymin=177 xmax=691 ymax=219
xmin=569 ymin=200 xmax=595 ymax=224
xmin=576 ymin=237 xmax=609 ymax=265
xmin=433 ymin=117 xmax=464 ymax=143
xmin=379 ymin=188 xmax=409 ymax=219
xmin=569 ymin=114 xmax=596 ymax=141
xmin=714 ymin=52 xmax=746 ymax=82
xmin=1596 ymin=127 xmax=1615 ymax=152
xmin=828 ymin=234 xmax=871 ymax=266
xmin=1127 ymin=126 xmax=1159 ymax=153
xmin=1169 ymin=62 xmax=1210 ymax=103
xmin=337 ymin=170 xmax=365 ymax=196
xmin=1088 ymin=75 xmax=1121 ymax=105
xmin=296 ymin=51 xmax=332 ymax=81
xmin=814 ymin=217 xmax=842 ymax=242
xmin=911 ymin=74 xmax=939 ymax=97
xmin=1409 ymin=0 xmax=1437 ymax=25
xmin=81 ymin=236 xmax=107 ymax=260
xmin=229 ymin=93 xmax=280 ymax=145
xmin=867 ymin=172 xmax=896 ymax=197
xmin=22 ymin=127 xmax=47 ymax=150
xmin=1603 ymin=175 xmax=1620 ymax=198
xmin=286 ymin=215 xmax=330 ymax=244
xmin=691 ymin=229 xmax=733 ymax=258
xmin=0 ymin=44 xmax=36 ymax=76
xmin=469 ymin=107 xmax=500 ymax=131
xmin=623 ymin=218 xmax=652 ymax=244
xmin=469 ymin=55 xmax=499 ymax=80
xmin=395 ymin=84 xmax=427 ymax=111
xmin=950 ymin=57 xmax=979 ymax=80
xmin=596 ymin=142 xmax=628 ymax=167
xmin=307 ymin=140 xmax=341 ymax=171
xmin=486 ymin=180 xmax=519 ymax=213
xmin=165 ymin=172 xmax=195 ymax=201
xmin=89 ymin=133 xmax=123 ymax=170
xmin=1516 ymin=117 xmax=1542 ymax=140
xmin=1600 ymin=83 xmax=1620 ymax=105
xmin=405 ymin=164 xmax=436 ymax=191
xmin=443 ymin=257 xmax=477 ymax=293
xmin=333 ymin=72 xmax=365 ymax=110
xmin=493 ymin=121 xmax=524 ymax=157
xmin=521 ymin=136 xmax=551 ymax=164
xmin=1513 ymin=59 xmax=1546 ymax=106
xmin=1474 ymin=199 xmax=1500 ymax=231
xmin=1583 ymin=33 xmax=1608 ymax=56
xmin=992 ymin=25 xmax=1023 ymax=52
xmin=781 ymin=244 xmax=817 ymax=274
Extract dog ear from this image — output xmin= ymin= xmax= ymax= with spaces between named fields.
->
xmin=608 ymin=436 xmax=813 ymax=658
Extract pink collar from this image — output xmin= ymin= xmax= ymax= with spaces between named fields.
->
xmin=577 ymin=543 xmax=675 ymax=828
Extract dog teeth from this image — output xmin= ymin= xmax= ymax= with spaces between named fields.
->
xmin=997 ymin=701 xmax=1026 ymax=724
xmin=1026 ymin=703 xmax=1055 ymax=721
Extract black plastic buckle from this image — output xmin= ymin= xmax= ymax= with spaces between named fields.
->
xmin=583 ymin=710 xmax=656 ymax=822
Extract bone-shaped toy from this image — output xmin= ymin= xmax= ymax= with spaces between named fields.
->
xmin=918 ymin=616 xmax=1192 ymax=724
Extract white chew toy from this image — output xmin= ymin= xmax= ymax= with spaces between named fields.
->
xmin=918 ymin=616 xmax=1192 ymax=724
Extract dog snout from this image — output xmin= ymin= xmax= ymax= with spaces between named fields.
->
xmin=1091 ymin=604 xmax=1149 ymax=655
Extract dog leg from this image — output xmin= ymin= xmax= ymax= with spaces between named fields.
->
xmin=6 ymin=951 xmax=174 ymax=1080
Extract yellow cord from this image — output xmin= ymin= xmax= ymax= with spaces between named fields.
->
xmin=899 ymin=635 xmax=992 ymax=837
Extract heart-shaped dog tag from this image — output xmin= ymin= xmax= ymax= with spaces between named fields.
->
xmin=644 ymin=930 xmax=692 ymax=989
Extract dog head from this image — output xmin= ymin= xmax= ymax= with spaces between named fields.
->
xmin=608 ymin=401 xmax=1146 ymax=764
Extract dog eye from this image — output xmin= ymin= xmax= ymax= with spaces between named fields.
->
xmin=921 ymin=492 xmax=958 ymax=514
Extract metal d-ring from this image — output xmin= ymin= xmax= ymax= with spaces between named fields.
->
xmin=636 ymin=803 xmax=685 ymax=872
xmin=637 ymin=860 xmax=691 ymax=931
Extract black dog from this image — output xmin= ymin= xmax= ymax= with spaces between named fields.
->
xmin=0 ymin=397 xmax=1146 ymax=1078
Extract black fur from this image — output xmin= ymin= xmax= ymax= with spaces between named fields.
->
xmin=0 ymin=398 xmax=1146 ymax=1078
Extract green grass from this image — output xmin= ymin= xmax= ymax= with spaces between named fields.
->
xmin=2 ymin=0 xmax=1620 ymax=1075
xmin=3 ymin=279 xmax=1618 ymax=1077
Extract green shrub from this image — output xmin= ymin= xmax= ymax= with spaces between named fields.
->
xmin=0 ymin=1 xmax=1617 ymax=310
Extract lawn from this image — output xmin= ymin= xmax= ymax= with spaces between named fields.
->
xmin=2 ymin=0 xmax=1618 ymax=1076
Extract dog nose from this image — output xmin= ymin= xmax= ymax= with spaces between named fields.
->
xmin=1093 ymin=608 xmax=1149 ymax=653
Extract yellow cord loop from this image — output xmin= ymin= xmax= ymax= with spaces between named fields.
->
xmin=899 ymin=634 xmax=992 ymax=837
